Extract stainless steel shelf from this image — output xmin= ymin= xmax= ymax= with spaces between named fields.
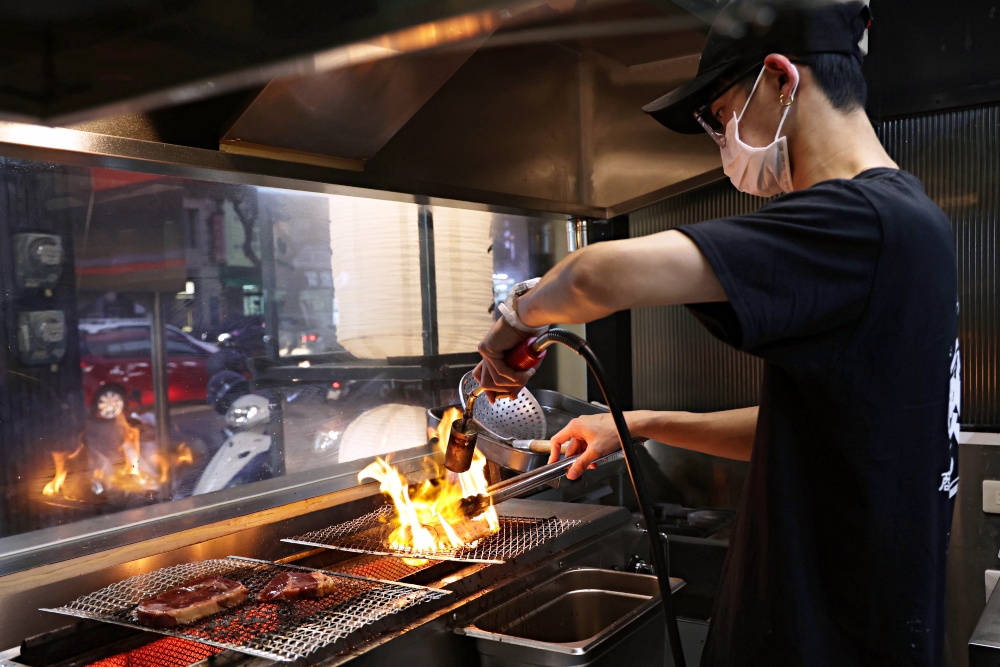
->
xmin=251 ymin=354 xmax=479 ymax=383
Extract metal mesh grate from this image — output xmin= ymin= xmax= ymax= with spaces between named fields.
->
xmin=335 ymin=554 xmax=438 ymax=581
xmin=283 ymin=506 xmax=582 ymax=564
xmin=86 ymin=636 xmax=222 ymax=667
xmin=43 ymin=557 xmax=448 ymax=662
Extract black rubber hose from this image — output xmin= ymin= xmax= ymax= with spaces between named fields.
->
xmin=541 ymin=329 xmax=686 ymax=667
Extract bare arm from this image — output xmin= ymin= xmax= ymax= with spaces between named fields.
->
xmin=474 ymin=230 xmax=726 ymax=396
xmin=629 ymin=407 xmax=758 ymax=461
xmin=549 ymin=407 xmax=758 ymax=480
xmin=518 ymin=229 xmax=726 ymax=327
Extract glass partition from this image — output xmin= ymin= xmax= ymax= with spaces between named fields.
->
xmin=0 ymin=156 xmax=554 ymax=545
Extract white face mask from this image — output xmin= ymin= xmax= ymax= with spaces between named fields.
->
xmin=720 ymin=65 xmax=800 ymax=197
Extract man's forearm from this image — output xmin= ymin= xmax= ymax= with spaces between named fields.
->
xmin=514 ymin=244 xmax=614 ymax=327
xmin=626 ymin=407 xmax=758 ymax=461
xmin=516 ymin=230 xmax=727 ymax=328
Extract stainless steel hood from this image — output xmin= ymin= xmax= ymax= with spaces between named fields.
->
xmin=214 ymin=0 xmax=724 ymax=214
xmin=9 ymin=0 xmax=726 ymax=216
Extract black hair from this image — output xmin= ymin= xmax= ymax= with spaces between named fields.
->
xmin=736 ymin=53 xmax=867 ymax=111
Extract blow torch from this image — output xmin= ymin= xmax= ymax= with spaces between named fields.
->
xmin=443 ymin=331 xmax=553 ymax=474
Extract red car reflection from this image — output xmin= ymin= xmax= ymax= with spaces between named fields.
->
xmin=80 ymin=320 xmax=219 ymax=419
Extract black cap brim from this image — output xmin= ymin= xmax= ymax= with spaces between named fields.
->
xmin=642 ymin=59 xmax=739 ymax=134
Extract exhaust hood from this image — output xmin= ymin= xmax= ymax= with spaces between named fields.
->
xmin=4 ymin=0 xmax=726 ymax=216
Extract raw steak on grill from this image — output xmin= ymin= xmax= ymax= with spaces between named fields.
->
xmin=136 ymin=576 xmax=248 ymax=628
xmin=258 ymin=571 xmax=338 ymax=602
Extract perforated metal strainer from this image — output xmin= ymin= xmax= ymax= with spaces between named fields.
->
xmin=459 ymin=371 xmax=546 ymax=442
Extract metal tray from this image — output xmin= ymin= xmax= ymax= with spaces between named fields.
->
xmin=42 ymin=556 xmax=448 ymax=663
xmin=428 ymin=389 xmax=610 ymax=472
xmin=459 ymin=567 xmax=684 ymax=667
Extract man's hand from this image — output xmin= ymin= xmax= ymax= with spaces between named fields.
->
xmin=473 ymin=317 xmax=536 ymax=402
xmin=549 ymin=413 xmax=624 ymax=480
xmin=552 ymin=408 xmax=758 ymax=470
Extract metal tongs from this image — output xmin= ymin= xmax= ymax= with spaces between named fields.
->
xmin=457 ymin=447 xmax=622 ymax=518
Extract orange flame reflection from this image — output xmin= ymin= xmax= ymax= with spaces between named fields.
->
xmin=41 ymin=444 xmax=84 ymax=497
xmin=41 ymin=414 xmax=198 ymax=501
xmin=359 ymin=407 xmax=498 ymax=564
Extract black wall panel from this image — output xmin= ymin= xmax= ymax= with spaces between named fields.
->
xmin=629 ymin=180 xmax=765 ymax=413
xmin=631 ymin=104 xmax=1000 ymax=429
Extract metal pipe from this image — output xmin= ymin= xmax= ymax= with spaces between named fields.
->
xmin=566 ymin=216 xmax=590 ymax=252
xmin=258 ymin=200 xmax=285 ymax=478
xmin=149 ymin=293 xmax=172 ymax=497
xmin=566 ymin=217 xmax=578 ymax=252
xmin=418 ymin=205 xmax=440 ymax=357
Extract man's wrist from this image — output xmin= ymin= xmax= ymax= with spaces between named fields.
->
xmin=500 ymin=279 xmax=549 ymax=334
xmin=624 ymin=410 xmax=652 ymax=439
xmin=627 ymin=410 xmax=675 ymax=439
xmin=512 ymin=293 xmax=549 ymax=330
xmin=498 ymin=299 xmax=548 ymax=335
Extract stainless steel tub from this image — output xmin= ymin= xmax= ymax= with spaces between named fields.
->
xmin=458 ymin=567 xmax=683 ymax=667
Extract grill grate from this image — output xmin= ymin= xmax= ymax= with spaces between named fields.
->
xmin=43 ymin=557 xmax=448 ymax=663
xmin=335 ymin=554 xmax=438 ymax=581
xmin=283 ymin=506 xmax=582 ymax=564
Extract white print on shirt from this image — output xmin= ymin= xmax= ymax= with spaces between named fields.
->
xmin=940 ymin=338 xmax=961 ymax=499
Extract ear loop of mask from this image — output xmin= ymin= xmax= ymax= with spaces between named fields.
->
xmin=735 ymin=65 xmax=801 ymax=141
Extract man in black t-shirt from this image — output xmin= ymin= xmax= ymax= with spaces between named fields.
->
xmin=473 ymin=1 xmax=959 ymax=666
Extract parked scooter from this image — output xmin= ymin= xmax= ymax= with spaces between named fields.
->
xmin=206 ymin=370 xmax=250 ymax=415
xmin=192 ymin=393 xmax=274 ymax=495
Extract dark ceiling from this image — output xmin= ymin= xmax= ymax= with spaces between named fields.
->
xmin=0 ymin=0 xmax=490 ymax=123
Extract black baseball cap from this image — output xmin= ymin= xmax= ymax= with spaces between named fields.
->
xmin=643 ymin=0 xmax=871 ymax=134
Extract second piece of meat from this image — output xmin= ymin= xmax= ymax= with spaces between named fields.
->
xmin=259 ymin=571 xmax=339 ymax=602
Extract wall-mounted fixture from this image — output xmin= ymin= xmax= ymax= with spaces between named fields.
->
xmin=13 ymin=234 xmax=63 ymax=291
xmin=17 ymin=310 xmax=67 ymax=366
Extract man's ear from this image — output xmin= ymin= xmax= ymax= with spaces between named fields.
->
xmin=763 ymin=53 xmax=800 ymax=102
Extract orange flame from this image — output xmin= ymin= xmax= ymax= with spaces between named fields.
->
xmin=102 ymin=414 xmax=161 ymax=493
xmin=42 ymin=444 xmax=84 ymax=497
xmin=174 ymin=443 xmax=194 ymax=466
xmin=359 ymin=407 xmax=498 ymax=565
xmin=41 ymin=416 xmax=198 ymax=501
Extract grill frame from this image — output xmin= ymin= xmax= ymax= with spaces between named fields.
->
xmin=282 ymin=506 xmax=582 ymax=564
xmin=41 ymin=556 xmax=449 ymax=663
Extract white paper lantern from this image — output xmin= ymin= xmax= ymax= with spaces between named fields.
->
xmin=328 ymin=196 xmax=423 ymax=358
xmin=431 ymin=206 xmax=494 ymax=355
xmin=337 ymin=403 xmax=428 ymax=463
xmin=329 ymin=197 xmax=495 ymax=359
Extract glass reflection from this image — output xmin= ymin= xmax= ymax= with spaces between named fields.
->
xmin=0 ymin=157 xmax=553 ymax=541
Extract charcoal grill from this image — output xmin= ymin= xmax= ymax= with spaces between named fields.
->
xmin=15 ymin=501 xmax=641 ymax=667
xmin=41 ymin=557 xmax=449 ymax=662
xmin=282 ymin=505 xmax=582 ymax=565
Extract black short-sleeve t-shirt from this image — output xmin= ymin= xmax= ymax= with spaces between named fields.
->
xmin=679 ymin=168 xmax=959 ymax=667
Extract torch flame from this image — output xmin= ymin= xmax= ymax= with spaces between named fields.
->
xmin=358 ymin=407 xmax=499 ymax=565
